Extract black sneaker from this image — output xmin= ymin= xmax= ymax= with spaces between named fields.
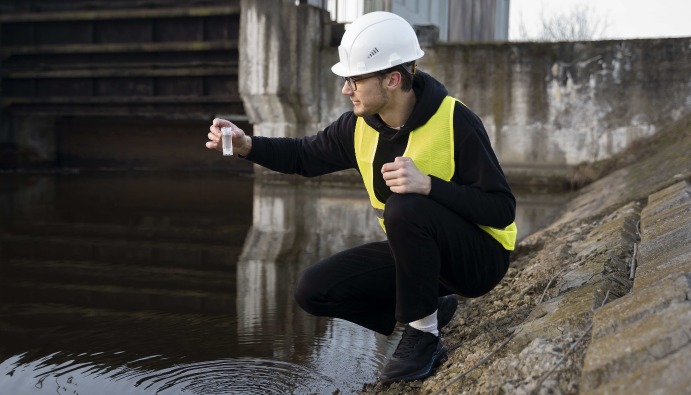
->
xmin=379 ymin=325 xmax=449 ymax=384
xmin=437 ymin=295 xmax=458 ymax=331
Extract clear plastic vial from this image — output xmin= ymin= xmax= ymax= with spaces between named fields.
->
xmin=221 ymin=127 xmax=233 ymax=156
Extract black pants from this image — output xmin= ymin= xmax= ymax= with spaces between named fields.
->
xmin=294 ymin=193 xmax=511 ymax=336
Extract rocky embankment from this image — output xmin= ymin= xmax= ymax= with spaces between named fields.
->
xmin=363 ymin=114 xmax=691 ymax=395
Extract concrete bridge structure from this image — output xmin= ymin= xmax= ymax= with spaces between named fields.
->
xmin=0 ymin=0 xmax=248 ymax=169
xmin=0 ymin=1 xmax=690 ymax=393
xmin=240 ymin=0 xmax=690 ymax=187
xmin=1 ymin=0 xmax=689 ymax=182
xmin=235 ymin=0 xmax=690 ymax=266
xmin=2 ymin=0 xmax=688 ymax=297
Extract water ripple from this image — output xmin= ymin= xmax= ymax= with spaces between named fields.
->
xmin=134 ymin=359 xmax=339 ymax=394
xmin=0 ymin=312 xmax=394 ymax=394
xmin=1 ymin=353 xmax=342 ymax=395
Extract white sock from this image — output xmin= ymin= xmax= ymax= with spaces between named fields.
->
xmin=409 ymin=309 xmax=439 ymax=336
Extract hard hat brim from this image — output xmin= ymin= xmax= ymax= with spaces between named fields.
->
xmin=330 ymin=11 xmax=424 ymax=78
xmin=331 ymin=62 xmax=352 ymax=77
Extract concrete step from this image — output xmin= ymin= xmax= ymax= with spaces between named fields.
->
xmin=640 ymin=180 xmax=690 ymax=221
xmin=589 ymin=273 xmax=691 ymax=341
xmin=580 ymin=181 xmax=691 ymax=393
xmin=583 ymin=344 xmax=691 ymax=395
xmin=634 ymin=180 xmax=691 ymax=287
xmin=512 ymin=201 xmax=641 ymax=350
xmin=581 ymin=301 xmax=691 ymax=391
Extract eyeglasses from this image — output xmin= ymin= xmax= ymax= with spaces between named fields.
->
xmin=343 ymin=73 xmax=382 ymax=91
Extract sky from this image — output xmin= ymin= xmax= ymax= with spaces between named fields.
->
xmin=509 ymin=0 xmax=691 ymax=40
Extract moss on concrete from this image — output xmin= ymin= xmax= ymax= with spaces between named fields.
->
xmin=362 ymin=109 xmax=690 ymax=395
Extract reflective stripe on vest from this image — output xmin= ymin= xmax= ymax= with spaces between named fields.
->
xmin=354 ymin=96 xmax=517 ymax=251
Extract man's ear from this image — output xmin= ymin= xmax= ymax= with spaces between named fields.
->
xmin=387 ymin=71 xmax=402 ymax=89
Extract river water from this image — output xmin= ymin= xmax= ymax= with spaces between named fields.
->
xmin=0 ymin=171 xmax=568 ymax=394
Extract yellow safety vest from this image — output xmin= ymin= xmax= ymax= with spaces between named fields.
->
xmin=354 ymin=96 xmax=517 ymax=251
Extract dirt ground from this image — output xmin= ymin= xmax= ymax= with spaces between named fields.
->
xmin=360 ymin=231 xmax=587 ymax=395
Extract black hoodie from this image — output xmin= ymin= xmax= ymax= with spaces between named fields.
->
xmin=245 ymin=71 xmax=515 ymax=230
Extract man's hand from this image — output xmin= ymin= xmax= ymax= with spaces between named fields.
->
xmin=206 ymin=118 xmax=252 ymax=157
xmin=381 ymin=156 xmax=431 ymax=195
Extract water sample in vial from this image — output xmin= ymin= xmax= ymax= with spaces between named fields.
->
xmin=221 ymin=127 xmax=233 ymax=156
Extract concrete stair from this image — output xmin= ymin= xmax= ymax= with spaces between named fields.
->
xmin=580 ymin=181 xmax=691 ymax=394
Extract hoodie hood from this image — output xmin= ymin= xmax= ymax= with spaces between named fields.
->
xmin=363 ymin=70 xmax=448 ymax=140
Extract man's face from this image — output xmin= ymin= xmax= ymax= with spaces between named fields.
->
xmin=342 ymin=73 xmax=390 ymax=117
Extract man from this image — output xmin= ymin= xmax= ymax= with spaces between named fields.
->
xmin=206 ymin=11 xmax=516 ymax=384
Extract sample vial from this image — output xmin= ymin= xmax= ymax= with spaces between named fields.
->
xmin=221 ymin=127 xmax=233 ymax=156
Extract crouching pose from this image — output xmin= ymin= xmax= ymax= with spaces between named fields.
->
xmin=206 ymin=11 xmax=516 ymax=384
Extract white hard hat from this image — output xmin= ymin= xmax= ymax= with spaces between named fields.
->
xmin=331 ymin=11 xmax=424 ymax=77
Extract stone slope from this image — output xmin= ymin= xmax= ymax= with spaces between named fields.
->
xmin=363 ymin=115 xmax=690 ymax=394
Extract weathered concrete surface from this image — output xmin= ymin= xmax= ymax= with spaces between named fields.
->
xmin=362 ymin=109 xmax=690 ymax=395
xmin=633 ymin=182 xmax=691 ymax=290
xmin=234 ymin=4 xmax=691 ymax=393
xmin=239 ymin=0 xmax=333 ymax=138
xmin=239 ymin=1 xmax=691 ymax=187
xmin=580 ymin=180 xmax=691 ymax=394
xmin=510 ymin=200 xmax=641 ymax=352
xmin=421 ymin=40 xmax=691 ymax=168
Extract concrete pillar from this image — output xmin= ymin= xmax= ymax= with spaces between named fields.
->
xmin=237 ymin=1 xmax=346 ymax=266
xmin=236 ymin=179 xmax=383 ymax=338
xmin=239 ymin=0 xmax=332 ymax=138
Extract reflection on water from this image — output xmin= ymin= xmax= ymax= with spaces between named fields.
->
xmin=513 ymin=185 xmax=572 ymax=241
xmin=0 ymin=172 xmax=399 ymax=394
xmin=0 ymin=171 xmax=568 ymax=394
xmin=2 ymin=353 xmax=340 ymax=395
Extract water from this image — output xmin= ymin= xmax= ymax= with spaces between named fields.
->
xmin=221 ymin=128 xmax=234 ymax=157
xmin=0 ymin=171 xmax=569 ymax=394
xmin=0 ymin=171 xmax=398 ymax=395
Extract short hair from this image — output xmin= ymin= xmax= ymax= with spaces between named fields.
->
xmin=382 ymin=61 xmax=416 ymax=92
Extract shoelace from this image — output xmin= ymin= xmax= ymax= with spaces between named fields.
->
xmin=392 ymin=326 xmax=424 ymax=358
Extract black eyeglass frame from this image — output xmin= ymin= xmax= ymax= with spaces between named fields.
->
xmin=343 ymin=72 xmax=385 ymax=91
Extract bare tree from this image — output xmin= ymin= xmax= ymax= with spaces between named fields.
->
xmin=516 ymin=3 xmax=609 ymax=41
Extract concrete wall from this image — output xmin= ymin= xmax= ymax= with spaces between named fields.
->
xmin=240 ymin=1 xmax=691 ymax=185
xmin=421 ymin=39 xmax=691 ymax=181
xmin=237 ymin=0 xmax=691 ymax=263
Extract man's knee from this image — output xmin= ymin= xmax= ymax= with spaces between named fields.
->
xmin=293 ymin=267 xmax=323 ymax=316
xmin=383 ymin=193 xmax=429 ymax=227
